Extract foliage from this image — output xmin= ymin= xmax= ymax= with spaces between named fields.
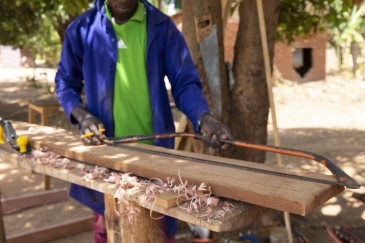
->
xmin=0 ymin=0 xmax=92 ymax=65
xmin=164 ymin=0 xmax=182 ymax=10
xmin=328 ymin=1 xmax=365 ymax=45
xmin=230 ymin=0 xmax=336 ymax=43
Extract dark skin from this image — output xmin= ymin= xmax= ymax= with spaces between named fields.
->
xmin=107 ymin=0 xmax=139 ymax=25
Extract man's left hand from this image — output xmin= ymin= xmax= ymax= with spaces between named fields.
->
xmin=200 ymin=114 xmax=234 ymax=149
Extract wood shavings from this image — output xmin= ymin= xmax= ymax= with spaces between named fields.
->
xmin=21 ymin=147 xmax=73 ymax=170
xmin=81 ymin=165 xmax=109 ymax=181
xmin=138 ymin=177 xmax=171 ymax=220
xmin=83 ymin=166 xmax=235 ymax=222
xmin=19 ymin=145 xmax=234 ymax=223
xmin=169 ymin=168 xmax=230 ymax=219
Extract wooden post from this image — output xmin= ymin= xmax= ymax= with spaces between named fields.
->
xmin=221 ymin=0 xmax=233 ymax=31
xmin=256 ymin=0 xmax=293 ymax=242
xmin=104 ymin=194 xmax=161 ymax=243
xmin=0 ymin=187 xmax=6 ymax=243
xmin=28 ymin=101 xmax=63 ymax=191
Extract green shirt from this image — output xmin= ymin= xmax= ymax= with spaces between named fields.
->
xmin=105 ymin=2 xmax=153 ymax=145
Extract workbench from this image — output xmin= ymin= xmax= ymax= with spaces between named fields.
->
xmin=0 ymin=121 xmax=347 ymax=243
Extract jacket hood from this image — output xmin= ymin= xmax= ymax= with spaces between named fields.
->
xmin=94 ymin=0 xmax=104 ymax=11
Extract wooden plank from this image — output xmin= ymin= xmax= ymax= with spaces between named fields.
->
xmin=9 ymin=121 xmax=344 ymax=216
xmin=6 ymin=215 xmax=93 ymax=243
xmin=155 ymin=191 xmax=187 ymax=209
xmin=221 ymin=0 xmax=233 ymax=31
xmin=1 ymin=188 xmax=69 ymax=213
xmin=0 ymin=146 xmax=267 ymax=232
xmin=174 ymin=114 xmax=188 ymax=150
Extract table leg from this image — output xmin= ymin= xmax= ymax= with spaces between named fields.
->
xmin=104 ymin=194 xmax=161 ymax=243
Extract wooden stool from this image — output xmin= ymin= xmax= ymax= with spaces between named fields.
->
xmin=28 ymin=94 xmax=63 ymax=190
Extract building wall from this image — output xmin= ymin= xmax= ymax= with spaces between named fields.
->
xmin=224 ymin=22 xmax=238 ymax=65
xmin=224 ymin=22 xmax=327 ymax=83
xmin=274 ymin=31 xmax=327 ymax=82
xmin=0 ymin=45 xmax=21 ymax=68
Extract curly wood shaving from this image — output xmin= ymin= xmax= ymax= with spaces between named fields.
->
xmin=170 ymin=168 xmax=226 ymax=219
xmin=20 ymin=146 xmax=73 ymax=170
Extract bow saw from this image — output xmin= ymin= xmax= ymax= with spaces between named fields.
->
xmin=1 ymin=118 xmax=360 ymax=190
xmin=97 ymin=132 xmax=361 ymax=190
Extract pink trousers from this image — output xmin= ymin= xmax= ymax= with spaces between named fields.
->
xmin=92 ymin=213 xmax=176 ymax=243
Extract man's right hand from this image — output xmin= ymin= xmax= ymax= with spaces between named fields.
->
xmin=71 ymin=106 xmax=106 ymax=145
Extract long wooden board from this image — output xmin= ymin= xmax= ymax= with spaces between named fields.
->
xmin=0 ymin=146 xmax=267 ymax=232
xmin=10 ymin=121 xmax=344 ymax=216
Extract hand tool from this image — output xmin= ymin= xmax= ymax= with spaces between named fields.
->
xmin=0 ymin=117 xmax=32 ymax=154
xmin=99 ymin=132 xmax=360 ymax=189
xmin=195 ymin=14 xmax=222 ymax=116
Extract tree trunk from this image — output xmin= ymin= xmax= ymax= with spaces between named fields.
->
xmin=228 ymin=0 xmax=280 ymax=163
xmin=182 ymin=0 xmax=280 ymax=164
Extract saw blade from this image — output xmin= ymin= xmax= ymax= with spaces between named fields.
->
xmin=111 ymin=143 xmax=343 ymax=187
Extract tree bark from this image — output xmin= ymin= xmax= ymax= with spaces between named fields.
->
xmin=229 ymin=0 xmax=280 ymax=163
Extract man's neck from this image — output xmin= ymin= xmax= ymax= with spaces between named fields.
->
xmin=108 ymin=4 xmax=138 ymax=25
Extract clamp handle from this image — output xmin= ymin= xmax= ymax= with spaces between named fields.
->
xmin=0 ymin=125 xmax=4 ymax=144
xmin=16 ymin=136 xmax=28 ymax=153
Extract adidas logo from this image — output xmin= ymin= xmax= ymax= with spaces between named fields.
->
xmin=118 ymin=39 xmax=127 ymax=49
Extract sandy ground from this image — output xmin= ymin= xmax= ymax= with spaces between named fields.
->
xmin=0 ymin=67 xmax=364 ymax=242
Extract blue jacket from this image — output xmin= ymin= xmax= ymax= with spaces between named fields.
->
xmin=55 ymin=0 xmax=209 ymax=238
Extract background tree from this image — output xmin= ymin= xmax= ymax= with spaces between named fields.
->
xmin=326 ymin=0 xmax=365 ymax=74
xmin=181 ymin=0 xmax=350 ymax=163
xmin=0 ymin=0 xmax=92 ymax=66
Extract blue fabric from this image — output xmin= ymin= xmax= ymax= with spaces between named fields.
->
xmin=55 ymin=0 xmax=210 ymax=238
xmin=240 ymin=234 xmax=262 ymax=243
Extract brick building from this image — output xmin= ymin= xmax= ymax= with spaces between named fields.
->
xmin=224 ymin=19 xmax=327 ymax=83
xmin=273 ymin=32 xmax=327 ymax=82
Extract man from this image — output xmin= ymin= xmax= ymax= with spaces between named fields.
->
xmin=55 ymin=0 xmax=233 ymax=242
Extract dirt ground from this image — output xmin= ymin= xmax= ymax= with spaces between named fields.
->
xmin=0 ymin=66 xmax=364 ymax=243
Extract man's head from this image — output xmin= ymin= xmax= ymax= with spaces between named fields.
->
xmin=107 ymin=0 xmax=139 ymax=23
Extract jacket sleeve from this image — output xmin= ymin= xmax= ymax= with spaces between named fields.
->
xmin=54 ymin=24 xmax=85 ymax=124
xmin=163 ymin=19 xmax=210 ymax=132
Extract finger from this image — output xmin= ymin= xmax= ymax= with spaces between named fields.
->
xmin=98 ymin=133 xmax=107 ymax=142
xmin=89 ymin=123 xmax=101 ymax=136
xmin=221 ymin=143 xmax=230 ymax=150
xmin=203 ymin=133 xmax=223 ymax=149
xmin=81 ymin=137 xmax=92 ymax=146
xmin=90 ymin=136 xmax=102 ymax=145
xmin=202 ymin=132 xmax=213 ymax=147
xmin=82 ymin=127 xmax=92 ymax=138
xmin=217 ymin=126 xmax=234 ymax=140
xmin=210 ymin=134 xmax=222 ymax=148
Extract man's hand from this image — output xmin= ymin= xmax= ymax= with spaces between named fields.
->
xmin=199 ymin=113 xmax=234 ymax=149
xmin=71 ymin=106 xmax=106 ymax=145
